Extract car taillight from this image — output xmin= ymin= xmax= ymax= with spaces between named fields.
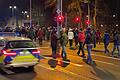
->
xmin=2 ymin=50 xmax=16 ymax=56
xmin=32 ymin=50 xmax=40 ymax=54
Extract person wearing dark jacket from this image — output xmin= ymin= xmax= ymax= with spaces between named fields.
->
xmin=103 ymin=31 xmax=110 ymax=54
xmin=112 ymin=31 xmax=120 ymax=57
xmin=85 ymin=27 xmax=94 ymax=64
xmin=28 ymin=28 xmax=35 ymax=41
xmin=51 ymin=30 xmax=58 ymax=59
xmin=74 ymin=28 xmax=79 ymax=47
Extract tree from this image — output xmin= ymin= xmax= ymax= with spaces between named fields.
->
xmin=44 ymin=0 xmax=110 ymax=28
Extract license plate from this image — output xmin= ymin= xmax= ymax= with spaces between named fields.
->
xmin=19 ymin=51 xmax=30 ymax=56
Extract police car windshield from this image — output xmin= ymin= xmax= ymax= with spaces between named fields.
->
xmin=8 ymin=40 xmax=36 ymax=48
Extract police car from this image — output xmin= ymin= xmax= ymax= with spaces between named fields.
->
xmin=0 ymin=32 xmax=40 ymax=68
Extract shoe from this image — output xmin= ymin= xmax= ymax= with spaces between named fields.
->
xmin=90 ymin=61 xmax=94 ymax=65
xmin=77 ymin=53 xmax=79 ymax=56
xmin=86 ymin=61 xmax=91 ymax=64
xmin=83 ymin=56 xmax=86 ymax=58
xmin=80 ymin=55 xmax=86 ymax=58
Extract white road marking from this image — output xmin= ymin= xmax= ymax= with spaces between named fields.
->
xmin=68 ymin=54 xmax=120 ymax=67
xmin=91 ymin=53 xmax=120 ymax=61
xmin=41 ymin=49 xmax=120 ymax=67
xmin=39 ymin=47 xmax=120 ymax=61
xmin=37 ymin=63 xmax=96 ymax=80
xmin=1 ymin=68 xmax=15 ymax=74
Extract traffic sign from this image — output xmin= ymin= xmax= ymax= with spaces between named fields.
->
xmin=56 ymin=9 xmax=61 ymax=14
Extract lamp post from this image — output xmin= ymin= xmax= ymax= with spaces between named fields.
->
xmin=9 ymin=6 xmax=16 ymax=26
xmin=30 ymin=0 xmax=32 ymax=28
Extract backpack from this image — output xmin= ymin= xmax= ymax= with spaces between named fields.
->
xmin=85 ymin=32 xmax=93 ymax=44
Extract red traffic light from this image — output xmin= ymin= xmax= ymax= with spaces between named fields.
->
xmin=75 ymin=17 xmax=80 ymax=23
xmin=57 ymin=15 xmax=64 ymax=23
xmin=85 ymin=20 xmax=90 ymax=25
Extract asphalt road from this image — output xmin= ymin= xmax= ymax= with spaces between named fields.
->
xmin=1 ymin=42 xmax=120 ymax=80
xmin=0 ymin=67 xmax=36 ymax=80
xmin=34 ymin=42 xmax=120 ymax=80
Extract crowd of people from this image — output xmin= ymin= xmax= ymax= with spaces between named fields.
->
xmin=50 ymin=27 xmax=120 ymax=64
xmin=1 ymin=26 xmax=120 ymax=64
xmin=1 ymin=26 xmax=52 ymax=45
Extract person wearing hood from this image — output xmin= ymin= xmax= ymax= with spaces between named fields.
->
xmin=77 ymin=28 xmax=85 ymax=57
xmin=103 ymin=30 xmax=110 ymax=54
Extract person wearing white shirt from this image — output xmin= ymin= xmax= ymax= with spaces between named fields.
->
xmin=68 ymin=28 xmax=74 ymax=48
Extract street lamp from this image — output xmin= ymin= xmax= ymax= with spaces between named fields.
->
xmin=100 ymin=24 xmax=103 ymax=27
xmin=116 ymin=24 xmax=118 ymax=27
xmin=22 ymin=11 xmax=27 ymax=14
xmin=27 ymin=15 xmax=29 ymax=18
xmin=9 ymin=6 xmax=17 ymax=26
xmin=113 ymin=15 xmax=116 ymax=18
xmin=14 ymin=6 xmax=16 ymax=9
xmin=22 ymin=11 xmax=28 ymax=19
xmin=9 ymin=6 xmax=17 ymax=17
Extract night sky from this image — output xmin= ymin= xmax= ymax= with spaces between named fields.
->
xmin=0 ymin=0 xmax=119 ymax=19
xmin=0 ymin=0 xmax=29 ymax=18
xmin=105 ymin=0 xmax=119 ymax=14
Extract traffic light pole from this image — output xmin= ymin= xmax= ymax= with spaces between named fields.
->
xmin=57 ymin=0 xmax=62 ymax=38
xmin=88 ymin=1 xmax=90 ymax=27
xmin=56 ymin=0 xmax=63 ymax=57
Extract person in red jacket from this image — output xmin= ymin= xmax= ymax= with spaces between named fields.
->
xmin=96 ymin=30 xmax=101 ymax=44
xmin=77 ymin=28 xmax=86 ymax=57
xmin=37 ymin=28 xmax=44 ymax=45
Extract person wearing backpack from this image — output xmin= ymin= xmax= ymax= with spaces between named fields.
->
xmin=85 ymin=27 xmax=94 ymax=64
xmin=77 ymin=28 xmax=85 ymax=58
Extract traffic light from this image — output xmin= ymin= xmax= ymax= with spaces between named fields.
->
xmin=85 ymin=20 xmax=90 ymax=25
xmin=57 ymin=15 xmax=64 ymax=23
xmin=75 ymin=17 xmax=80 ymax=23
